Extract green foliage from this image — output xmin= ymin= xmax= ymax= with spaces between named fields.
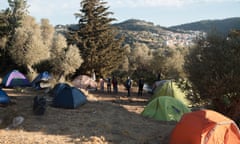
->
xmin=0 ymin=0 xmax=83 ymax=82
xmin=150 ymin=47 xmax=186 ymax=80
xmin=0 ymin=0 xmax=28 ymax=68
xmin=6 ymin=0 xmax=28 ymax=36
xmin=0 ymin=11 xmax=10 ymax=43
xmin=33 ymin=33 xmax=83 ymax=82
xmin=50 ymin=34 xmax=83 ymax=81
xmin=9 ymin=16 xmax=49 ymax=72
xmin=40 ymin=19 xmax=55 ymax=49
xmin=67 ymin=0 xmax=125 ymax=77
xmin=184 ymin=30 xmax=240 ymax=121
xmin=131 ymin=43 xmax=152 ymax=68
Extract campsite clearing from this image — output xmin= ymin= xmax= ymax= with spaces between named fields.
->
xmin=0 ymin=86 xmax=175 ymax=144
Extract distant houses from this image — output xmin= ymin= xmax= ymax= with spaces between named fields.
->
xmin=55 ymin=21 xmax=206 ymax=49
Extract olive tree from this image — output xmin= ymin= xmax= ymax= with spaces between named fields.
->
xmin=0 ymin=0 xmax=28 ymax=68
xmin=9 ymin=16 xmax=49 ymax=74
xmin=184 ymin=31 xmax=240 ymax=122
xmin=51 ymin=34 xmax=83 ymax=81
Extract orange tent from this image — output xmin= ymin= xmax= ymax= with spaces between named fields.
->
xmin=170 ymin=109 xmax=240 ymax=144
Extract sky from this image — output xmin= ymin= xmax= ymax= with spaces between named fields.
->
xmin=0 ymin=0 xmax=240 ymax=27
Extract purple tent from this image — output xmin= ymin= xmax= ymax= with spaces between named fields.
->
xmin=2 ymin=70 xmax=31 ymax=87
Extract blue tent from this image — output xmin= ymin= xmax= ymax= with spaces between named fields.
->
xmin=2 ymin=70 xmax=31 ymax=87
xmin=0 ymin=89 xmax=10 ymax=106
xmin=31 ymin=71 xmax=51 ymax=89
xmin=51 ymin=83 xmax=71 ymax=97
xmin=52 ymin=85 xmax=87 ymax=109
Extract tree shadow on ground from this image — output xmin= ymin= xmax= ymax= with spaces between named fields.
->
xmin=0 ymin=87 xmax=175 ymax=144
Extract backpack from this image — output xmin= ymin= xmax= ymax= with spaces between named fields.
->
xmin=33 ymin=96 xmax=46 ymax=115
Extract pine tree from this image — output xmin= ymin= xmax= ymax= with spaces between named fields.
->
xmin=68 ymin=0 xmax=125 ymax=77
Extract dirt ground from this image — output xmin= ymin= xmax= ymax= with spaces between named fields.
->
xmin=0 ymin=85 xmax=176 ymax=144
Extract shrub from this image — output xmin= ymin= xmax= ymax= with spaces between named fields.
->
xmin=184 ymin=31 xmax=240 ymax=122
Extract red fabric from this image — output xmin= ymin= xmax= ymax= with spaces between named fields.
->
xmin=170 ymin=109 xmax=240 ymax=144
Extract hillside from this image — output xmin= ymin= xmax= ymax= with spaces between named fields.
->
xmin=56 ymin=17 xmax=240 ymax=49
xmin=169 ymin=17 xmax=240 ymax=35
xmin=113 ymin=19 xmax=199 ymax=49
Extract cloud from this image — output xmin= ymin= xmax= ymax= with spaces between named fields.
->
xmin=1 ymin=0 xmax=239 ymax=26
xmin=108 ymin=0 xmax=240 ymax=8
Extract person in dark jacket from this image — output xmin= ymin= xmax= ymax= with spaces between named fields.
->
xmin=106 ymin=77 xmax=111 ymax=93
xmin=126 ymin=76 xmax=132 ymax=97
xmin=138 ymin=77 xmax=144 ymax=96
xmin=112 ymin=76 xmax=118 ymax=93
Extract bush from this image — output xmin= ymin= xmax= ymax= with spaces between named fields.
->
xmin=184 ymin=31 xmax=240 ymax=121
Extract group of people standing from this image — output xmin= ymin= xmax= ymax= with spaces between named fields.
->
xmin=125 ymin=76 xmax=145 ymax=97
xmin=98 ymin=76 xmax=145 ymax=97
xmin=99 ymin=76 xmax=118 ymax=94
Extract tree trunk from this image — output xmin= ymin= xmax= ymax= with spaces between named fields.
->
xmin=27 ymin=65 xmax=36 ymax=81
xmin=57 ymin=71 xmax=65 ymax=82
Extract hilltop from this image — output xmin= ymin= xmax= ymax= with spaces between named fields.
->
xmin=169 ymin=17 xmax=240 ymax=35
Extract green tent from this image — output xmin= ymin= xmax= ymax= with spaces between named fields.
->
xmin=142 ymin=96 xmax=191 ymax=121
xmin=151 ymin=80 xmax=191 ymax=106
